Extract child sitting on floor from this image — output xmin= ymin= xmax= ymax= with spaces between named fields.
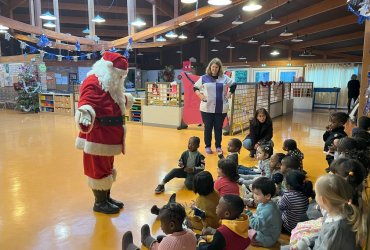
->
xmin=294 ymin=174 xmax=366 ymax=250
xmin=186 ymin=171 xmax=220 ymax=230
xmin=197 ymin=194 xmax=251 ymax=250
xmin=122 ymin=202 xmax=197 ymax=250
xmin=155 ymin=136 xmax=205 ymax=194
xmin=279 ymin=170 xmax=314 ymax=234
xmin=270 ymin=153 xmax=286 ymax=176
xmin=245 ymin=177 xmax=282 ymax=248
xmin=214 ymin=158 xmax=240 ymax=197
xmin=217 ymin=138 xmax=242 ymax=166
xmin=323 ymin=112 xmax=348 ymax=169
xmin=238 ymin=144 xmax=273 ymax=187
xmin=283 ymin=139 xmax=304 ymax=171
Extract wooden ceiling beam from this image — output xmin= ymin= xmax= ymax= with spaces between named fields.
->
xmin=235 ymin=0 xmax=346 ymax=41
xmin=0 ymin=0 xmax=8 ymax=6
xmin=266 ymin=15 xmax=358 ymax=45
xmin=0 ymin=15 xmax=109 ymax=47
xmin=13 ymin=33 xmax=92 ymax=51
xmin=208 ymin=0 xmax=286 ymax=37
xmin=291 ymin=31 xmax=364 ymax=49
xmin=146 ymin=0 xmax=173 ymax=18
xmin=327 ymin=45 xmax=363 ymax=53
xmin=10 ymin=0 xmax=27 ymax=10
xmin=111 ymin=0 xmax=244 ymax=47
xmin=61 ymin=28 xmax=128 ymax=38
xmin=14 ymin=14 xmax=153 ymax=27
xmin=14 ymin=2 xmax=167 ymax=16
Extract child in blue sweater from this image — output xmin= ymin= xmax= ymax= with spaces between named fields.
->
xmin=245 ymin=177 xmax=282 ymax=247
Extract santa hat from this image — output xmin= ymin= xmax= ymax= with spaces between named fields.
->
xmin=102 ymin=51 xmax=128 ymax=71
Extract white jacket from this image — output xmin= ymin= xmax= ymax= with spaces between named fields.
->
xmin=194 ymin=74 xmax=234 ymax=114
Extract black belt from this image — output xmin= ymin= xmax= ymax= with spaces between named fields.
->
xmin=96 ymin=116 xmax=125 ymax=126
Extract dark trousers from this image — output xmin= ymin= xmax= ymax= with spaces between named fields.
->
xmin=162 ymin=167 xmax=201 ymax=189
xmin=347 ymin=96 xmax=358 ymax=113
xmin=200 ymin=112 xmax=227 ymax=148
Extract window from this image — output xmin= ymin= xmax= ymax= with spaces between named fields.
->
xmin=280 ymin=71 xmax=296 ymax=82
xmin=255 ymin=72 xmax=270 ymax=82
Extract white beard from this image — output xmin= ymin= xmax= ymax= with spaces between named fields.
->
xmin=87 ymin=59 xmax=128 ymax=113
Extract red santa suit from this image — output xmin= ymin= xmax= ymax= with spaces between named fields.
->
xmin=75 ymin=52 xmax=133 ymax=191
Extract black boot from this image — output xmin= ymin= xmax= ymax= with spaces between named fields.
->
xmin=107 ymin=189 xmax=124 ymax=209
xmin=92 ymin=190 xmax=120 ymax=214
xmin=122 ymin=231 xmax=140 ymax=250
xmin=141 ymin=224 xmax=157 ymax=248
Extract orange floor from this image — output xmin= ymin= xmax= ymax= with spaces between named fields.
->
xmin=0 ymin=110 xmax=331 ymax=250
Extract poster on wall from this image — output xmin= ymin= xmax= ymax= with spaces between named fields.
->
xmin=255 ymin=72 xmax=270 ymax=82
xmin=78 ymin=67 xmax=91 ymax=83
xmin=235 ymin=70 xmax=248 ymax=83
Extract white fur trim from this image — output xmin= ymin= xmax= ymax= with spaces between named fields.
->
xmin=75 ymin=137 xmax=86 ymax=150
xmin=87 ymin=175 xmax=113 ymax=190
xmin=82 ymin=141 xmax=122 ymax=156
xmin=75 ymin=105 xmax=96 ymax=134
xmin=112 ymin=168 xmax=117 ymax=181
xmin=124 ymin=93 xmax=134 ymax=110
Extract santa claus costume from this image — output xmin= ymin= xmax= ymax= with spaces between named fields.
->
xmin=75 ymin=52 xmax=133 ymax=214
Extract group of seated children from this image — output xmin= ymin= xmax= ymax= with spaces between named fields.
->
xmin=122 ymin=113 xmax=369 ymax=250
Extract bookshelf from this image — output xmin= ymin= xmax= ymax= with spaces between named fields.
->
xmin=39 ymin=93 xmax=73 ymax=115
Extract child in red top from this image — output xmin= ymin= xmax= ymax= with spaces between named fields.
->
xmin=214 ymin=158 xmax=240 ymax=197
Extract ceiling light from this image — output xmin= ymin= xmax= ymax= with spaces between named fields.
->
xmin=155 ymin=58 xmax=160 ymax=61
xmin=165 ymin=31 xmax=178 ymax=38
xmin=210 ymin=37 xmax=220 ymax=42
xmin=232 ymin=16 xmax=243 ymax=25
xmin=280 ymin=27 xmax=293 ymax=36
xmin=40 ymin=11 xmax=56 ymax=20
xmin=82 ymin=27 xmax=90 ymax=34
xmin=291 ymin=35 xmax=304 ymax=42
xmin=0 ymin=25 xmax=9 ymax=30
xmin=197 ymin=34 xmax=205 ymax=38
xmin=156 ymin=35 xmax=167 ymax=42
xmin=242 ymin=3 xmax=262 ymax=11
xmin=92 ymin=15 xmax=105 ymax=23
xmin=265 ymin=14 xmax=280 ymax=25
xmin=211 ymin=48 xmax=218 ymax=52
xmin=210 ymin=13 xmax=224 ymax=18
xmin=131 ymin=18 xmax=146 ymax=27
xmin=260 ymin=42 xmax=270 ymax=47
xmin=176 ymin=50 xmax=182 ymax=54
xmin=248 ymin=37 xmax=258 ymax=43
xmin=178 ymin=33 xmax=188 ymax=39
xmin=208 ymin=0 xmax=232 ymax=5
xmin=226 ymin=44 xmax=235 ymax=49
xmin=270 ymin=50 xmax=280 ymax=56
xmin=181 ymin=0 xmax=197 ymax=3
xmin=43 ymin=21 xmax=56 ymax=28
xmin=137 ymin=52 xmax=143 ymax=56
xmin=238 ymin=56 xmax=247 ymax=60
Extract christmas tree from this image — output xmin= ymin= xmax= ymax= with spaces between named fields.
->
xmin=15 ymin=64 xmax=41 ymax=112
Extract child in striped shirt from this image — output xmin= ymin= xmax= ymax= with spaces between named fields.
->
xmin=279 ymin=170 xmax=314 ymax=233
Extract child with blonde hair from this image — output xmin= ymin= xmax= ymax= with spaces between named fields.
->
xmin=296 ymin=174 xmax=366 ymax=250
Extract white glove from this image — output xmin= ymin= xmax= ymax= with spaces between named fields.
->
xmin=78 ymin=108 xmax=92 ymax=126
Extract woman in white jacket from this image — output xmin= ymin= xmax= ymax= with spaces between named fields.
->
xmin=194 ymin=58 xmax=236 ymax=154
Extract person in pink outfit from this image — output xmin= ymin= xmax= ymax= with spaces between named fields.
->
xmin=75 ymin=51 xmax=134 ymax=214
xmin=122 ymin=202 xmax=197 ymax=250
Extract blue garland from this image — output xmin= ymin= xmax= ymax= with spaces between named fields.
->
xmin=347 ymin=4 xmax=370 ymax=24
xmin=37 ymin=34 xmax=50 ymax=48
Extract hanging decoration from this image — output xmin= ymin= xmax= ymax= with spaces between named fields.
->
xmin=37 ymin=34 xmax=50 ymax=48
xmin=20 ymin=41 xmax=27 ymax=49
xmin=5 ymin=32 xmax=11 ymax=41
xmin=38 ymin=63 xmax=47 ymax=73
xmin=109 ymin=47 xmax=118 ymax=52
xmin=73 ymin=56 xmax=79 ymax=62
xmin=123 ymin=37 xmax=133 ymax=58
xmin=86 ymin=53 xmax=92 ymax=59
xmin=347 ymin=0 xmax=370 ymax=24
xmin=100 ymin=46 xmax=105 ymax=55
xmin=75 ymin=41 xmax=81 ymax=51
